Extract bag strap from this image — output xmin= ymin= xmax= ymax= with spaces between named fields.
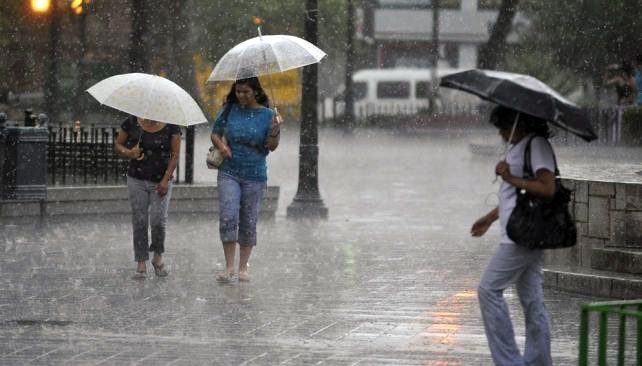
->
xmin=522 ymin=135 xmax=560 ymax=179
xmin=217 ymin=103 xmax=233 ymax=137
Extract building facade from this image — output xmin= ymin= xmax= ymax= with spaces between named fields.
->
xmin=370 ymin=0 xmax=526 ymax=69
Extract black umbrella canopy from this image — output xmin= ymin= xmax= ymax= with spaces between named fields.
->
xmin=440 ymin=69 xmax=597 ymax=142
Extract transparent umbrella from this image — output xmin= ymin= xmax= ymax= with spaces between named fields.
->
xmin=87 ymin=73 xmax=208 ymax=126
xmin=207 ymin=29 xmax=327 ymax=82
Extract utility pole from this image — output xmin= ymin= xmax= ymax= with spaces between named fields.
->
xmin=429 ymin=0 xmax=440 ymax=115
xmin=344 ymin=0 xmax=356 ymax=131
xmin=287 ymin=0 xmax=328 ymax=219
xmin=169 ymin=0 xmax=196 ymax=184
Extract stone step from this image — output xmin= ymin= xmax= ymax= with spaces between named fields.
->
xmin=591 ymin=248 xmax=642 ymax=274
xmin=0 ymin=185 xmax=280 ymax=219
xmin=544 ymin=265 xmax=642 ymax=299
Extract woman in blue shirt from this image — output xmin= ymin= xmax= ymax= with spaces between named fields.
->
xmin=210 ymin=77 xmax=281 ymax=282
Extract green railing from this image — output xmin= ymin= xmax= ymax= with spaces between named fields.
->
xmin=579 ymin=300 xmax=642 ymax=366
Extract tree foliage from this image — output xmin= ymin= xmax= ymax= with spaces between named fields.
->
xmin=520 ymin=0 xmax=642 ymax=85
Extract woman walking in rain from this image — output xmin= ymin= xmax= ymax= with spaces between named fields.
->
xmin=470 ymin=106 xmax=555 ymax=366
xmin=210 ymin=77 xmax=281 ymax=283
xmin=115 ymin=116 xmax=181 ymax=278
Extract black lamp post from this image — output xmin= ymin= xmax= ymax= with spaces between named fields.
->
xmin=344 ymin=0 xmax=356 ymax=131
xmin=286 ymin=0 xmax=328 ymax=218
xmin=71 ymin=0 xmax=89 ymax=124
xmin=32 ymin=0 xmax=61 ymax=124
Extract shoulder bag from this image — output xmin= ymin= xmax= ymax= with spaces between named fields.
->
xmin=506 ymin=136 xmax=577 ymax=250
xmin=206 ymin=104 xmax=232 ymax=169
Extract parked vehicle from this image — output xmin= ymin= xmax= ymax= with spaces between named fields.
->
xmin=322 ymin=67 xmax=480 ymax=119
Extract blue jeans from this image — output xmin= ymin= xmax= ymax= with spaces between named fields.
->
xmin=478 ymin=243 xmax=552 ymax=366
xmin=127 ymin=176 xmax=172 ymax=262
xmin=217 ymin=171 xmax=266 ymax=246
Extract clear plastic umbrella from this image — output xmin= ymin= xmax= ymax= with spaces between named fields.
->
xmin=207 ymin=29 xmax=327 ymax=82
xmin=87 ymin=73 xmax=208 ymax=126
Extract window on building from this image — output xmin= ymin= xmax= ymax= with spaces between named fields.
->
xmin=477 ymin=0 xmax=502 ymax=9
xmin=377 ymin=82 xmax=410 ymax=99
xmin=378 ymin=0 xmax=461 ymax=9
xmin=353 ymin=82 xmax=367 ymax=100
xmin=444 ymin=43 xmax=459 ymax=68
xmin=416 ymin=82 xmax=432 ymax=98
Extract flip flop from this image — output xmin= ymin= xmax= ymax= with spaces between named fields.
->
xmin=152 ymin=262 xmax=168 ymax=277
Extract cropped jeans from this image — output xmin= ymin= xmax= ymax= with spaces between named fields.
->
xmin=217 ymin=171 xmax=266 ymax=246
xmin=478 ymin=243 xmax=552 ymax=366
xmin=127 ymin=176 xmax=172 ymax=262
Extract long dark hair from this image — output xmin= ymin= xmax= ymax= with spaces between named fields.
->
xmin=224 ymin=77 xmax=270 ymax=107
xmin=490 ymin=105 xmax=552 ymax=138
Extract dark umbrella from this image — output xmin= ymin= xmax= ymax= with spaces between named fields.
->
xmin=440 ymin=69 xmax=597 ymax=142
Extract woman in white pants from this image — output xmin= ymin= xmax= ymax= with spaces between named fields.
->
xmin=471 ymin=106 xmax=556 ymax=366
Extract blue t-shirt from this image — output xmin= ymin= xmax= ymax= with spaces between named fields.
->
xmin=635 ymin=70 xmax=642 ymax=105
xmin=212 ymin=104 xmax=273 ymax=182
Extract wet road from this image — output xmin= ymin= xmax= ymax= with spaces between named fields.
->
xmin=1 ymin=126 xmax=640 ymax=364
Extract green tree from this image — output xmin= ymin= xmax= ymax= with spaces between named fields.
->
xmin=521 ymin=0 xmax=642 ymax=88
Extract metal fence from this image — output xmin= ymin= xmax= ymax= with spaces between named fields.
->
xmin=48 ymin=126 xmax=127 ymax=185
xmin=579 ymin=300 xmax=642 ymax=366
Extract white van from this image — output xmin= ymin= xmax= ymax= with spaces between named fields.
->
xmin=323 ymin=67 xmax=480 ymax=118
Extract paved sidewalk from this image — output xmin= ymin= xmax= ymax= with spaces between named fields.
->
xmin=0 ymin=127 xmax=606 ymax=365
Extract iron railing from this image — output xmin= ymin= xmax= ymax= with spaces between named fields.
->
xmin=47 ymin=126 xmax=127 ymax=185
xmin=579 ymin=300 xmax=642 ymax=366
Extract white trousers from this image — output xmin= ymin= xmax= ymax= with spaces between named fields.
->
xmin=478 ymin=243 xmax=552 ymax=366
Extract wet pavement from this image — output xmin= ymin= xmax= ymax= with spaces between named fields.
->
xmin=1 ymin=126 xmax=641 ymax=365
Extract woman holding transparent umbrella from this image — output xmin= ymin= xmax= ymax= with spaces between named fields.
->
xmin=210 ymin=77 xmax=281 ymax=283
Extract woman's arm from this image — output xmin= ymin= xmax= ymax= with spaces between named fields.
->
xmin=496 ymin=161 xmax=556 ymax=198
xmin=471 ymin=207 xmax=499 ymax=237
xmin=114 ymin=129 xmax=140 ymax=159
xmin=210 ymin=133 xmax=232 ymax=159
xmin=265 ymin=110 xmax=282 ymax=151
xmin=157 ymin=134 xmax=181 ymax=195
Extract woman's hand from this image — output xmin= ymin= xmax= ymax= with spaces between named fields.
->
xmin=130 ymin=145 xmax=142 ymax=160
xmin=495 ymin=160 xmax=511 ymax=180
xmin=156 ymin=178 xmax=169 ymax=196
xmin=471 ymin=208 xmax=498 ymax=237
xmin=272 ymin=109 xmax=283 ymax=126
xmin=218 ymin=141 xmax=232 ymax=159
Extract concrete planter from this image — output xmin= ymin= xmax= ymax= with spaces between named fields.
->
xmin=0 ymin=184 xmax=279 ymax=220
xmin=544 ymin=178 xmax=642 ymax=299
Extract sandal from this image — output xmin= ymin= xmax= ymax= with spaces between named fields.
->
xmin=133 ymin=270 xmax=147 ymax=279
xmin=151 ymin=261 xmax=168 ymax=277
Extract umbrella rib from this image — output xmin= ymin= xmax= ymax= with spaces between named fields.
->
xmin=234 ymin=42 xmax=252 ymax=80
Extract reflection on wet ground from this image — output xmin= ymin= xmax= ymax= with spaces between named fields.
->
xmin=1 ymin=126 xmax=639 ymax=364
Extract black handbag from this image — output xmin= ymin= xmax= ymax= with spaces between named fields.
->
xmin=506 ymin=136 xmax=577 ymax=250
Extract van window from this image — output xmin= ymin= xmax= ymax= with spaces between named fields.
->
xmin=416 ymin=81 xmax=432 ymax=98
xmin=354 ymin=82 xmax=367 ymax=100
xmin=377 ymin=81 xmax=410 ymax=98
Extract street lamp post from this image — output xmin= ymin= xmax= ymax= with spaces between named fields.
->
xmin=71 ymin=0 xmax=89 ymax=124
xmin=32 ymin=0 xmax=61 ymax=124
xmin=286 ymin=0 xmax=328 ymax=218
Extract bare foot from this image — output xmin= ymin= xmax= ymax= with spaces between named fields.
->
xmin=216 ymin=270 xmax=234 ymax=283
xmin=238 ymin=270 xmax=250 ymax=282
xmin=134 ymin=261 xmax=147 ymax=278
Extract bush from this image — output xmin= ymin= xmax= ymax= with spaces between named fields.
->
xmin=622 ymin=106 xmax=642 ymax=145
